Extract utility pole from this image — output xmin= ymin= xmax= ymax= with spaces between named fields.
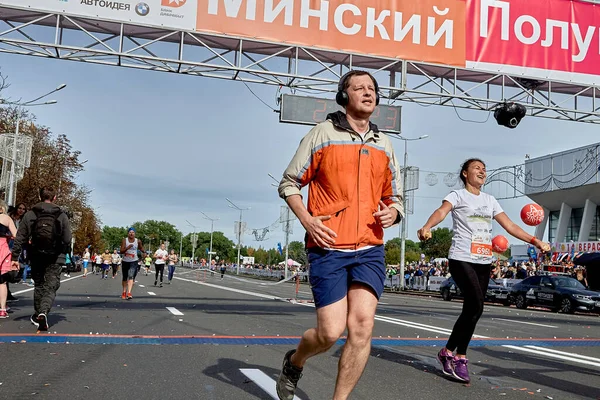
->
xmin=200 ymin=211 xmax=219 ymax=268
xmin=268 ymin=173 xmax=295 ymax=279
xmin=398 ymin=135 xmax=428 ymax=289
xmin=226 ymin=198 xmax=250 ymax=275
xmin=284 ymin=206 xmax=291 ymax=279
xmin=179 ymin=233 xmax=183 ymax=258
xmin=186 ymin=220 xmax=199 ymax=266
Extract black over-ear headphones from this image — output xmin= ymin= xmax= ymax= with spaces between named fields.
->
xmin=335 ymin=71 xmax=380 ymax=107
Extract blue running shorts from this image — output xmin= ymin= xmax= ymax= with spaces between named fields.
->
xmin=308 ymin=245 xmax=385 ymax=309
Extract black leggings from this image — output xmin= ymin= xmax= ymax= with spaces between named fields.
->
xmin=155 ymin=264 xmax=164 ymax=283
xmin=446 ymin=259 xmax=491 ymax=355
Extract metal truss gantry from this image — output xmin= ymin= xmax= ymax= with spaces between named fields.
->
xmin=2 ymin=5 xmax=600 ymax=124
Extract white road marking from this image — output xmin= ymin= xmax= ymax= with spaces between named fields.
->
xmin=174 ymin=277 xmax=283 ymax=301
xmin=166 ymin=307 xmax=183 ymax=316
xmin=174 ymin=276 xmax=600 ymax=370
xmin=148 ymin=292 xmax=156 ymax=296
xmin=239 ymin=369 xmax=302 ymax=400
xmin=12 ymin=275 xmax=83 ymax=295
xmin=525 ymin=346 xmax=600 ymax=363
xmin=491 ymin=318 xmax=557 ymax=328
xmin=504 ymin=345 xmax=600 ymax=368
xmin=139 ymin=284 xmax=145 ymax=288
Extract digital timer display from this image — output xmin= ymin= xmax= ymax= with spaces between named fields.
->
xmin=279 ymin=94 xmax=402 ymax=134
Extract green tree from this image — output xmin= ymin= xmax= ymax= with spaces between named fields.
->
xmin=101 ymin=226 xmax=128 ymax=251
xmin=385 ymin=246 xmax=400 ymax=265
xmin=419 ymin=227 xmax=453 ymax=259
xmin=385 ymin=237 xmax=421 ymax=264
xmin=385 ymin=237 xmax=421 ymax=253
xmin=287 ymin=241 xmax=307 ymax=266
xmin=132 ymin=220 xmax=180 ymax=252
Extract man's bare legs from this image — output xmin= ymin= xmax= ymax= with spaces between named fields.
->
xmin=333 ymin=284 xmax=378 ymax=400
xmin=290 ymin=297 xmax=348 ymax=368
xmin=288 ymin=284 xmax=378 ymax=400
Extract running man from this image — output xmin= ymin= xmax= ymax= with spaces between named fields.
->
xmin=120 ymin=228 xmax=144 ymax=300
xmin=167 ymin=249 xmax=177 ymax=284
xmin=418 ymin=158 xmax=550 ymax=383
xmin=276 ymin=70 xmax=403 ymax=400
xmin=153 ymin=243 xmax=168 ymax=287
xmin=10 ymin=187 xmax=72 ymax=331
xmin=101 ymin=250 xmax=111 ymax=279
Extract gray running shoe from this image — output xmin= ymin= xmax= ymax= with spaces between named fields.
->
xmin=276 ymin=350 xmax=302 ymax=400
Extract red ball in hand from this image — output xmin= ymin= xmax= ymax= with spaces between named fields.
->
xmin=492 ymin=235 xmax=509 ymax=253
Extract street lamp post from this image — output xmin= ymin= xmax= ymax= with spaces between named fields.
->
xmin=226 ymin=198 xmax=250 ymax=275
xmin=398 ymin=135 xmax=428 ymax=290
xmin=268 ymin=173 xmax=293 ymax=279
xmin=186 ymin=220 xmax=198 ymax=266
xmin=5 ymin=84 xmax=66 ymax=206
xmin=200 ymin=211 xmax=219 ymax=267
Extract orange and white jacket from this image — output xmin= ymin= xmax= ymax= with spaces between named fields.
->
xmin=279 ymin=111 xmax=404 ymax=250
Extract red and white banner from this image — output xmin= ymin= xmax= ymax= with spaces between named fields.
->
xmin=555 ymin=241 xmax=600 ymax=253
xmin=467 ymin=0 xmax=600 ymax=85
xmin=4 ymin=0 xmax=600 ymax=86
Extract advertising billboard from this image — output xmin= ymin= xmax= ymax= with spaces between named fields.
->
xmin=3 ymin=0 xmax=600 ymax=86
xmin=0 ymin=0 xmax=198 ymax=31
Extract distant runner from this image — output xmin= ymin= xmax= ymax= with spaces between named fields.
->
xmin=82 ymin=247 xmax=90 ymax=277
xmin=144 ymin=254 xmax=152 ymax=276
xmin=153 ymin=243 xmax=167 ymax=287
xmin=167 ymin=249 xmax=177 ymax=284
xmin=111 ymin=249 xmax=121 ymax=279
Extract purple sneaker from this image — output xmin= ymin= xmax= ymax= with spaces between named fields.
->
xmin=452 ymin=357 xmax=470 ymax=383
xmin=437 ymin=349 xmax=454 ymax=376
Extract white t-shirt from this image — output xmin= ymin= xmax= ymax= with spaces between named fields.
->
xmin=154 ymin=249 xmax=168 ymax=265
xmin=443 ymin=189 xmax=504 ymax=264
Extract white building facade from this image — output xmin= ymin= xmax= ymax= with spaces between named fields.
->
xmin=524 ymin=143 xmax=600 ymax=245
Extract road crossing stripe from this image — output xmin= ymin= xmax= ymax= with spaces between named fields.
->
xmin=240 ymin=368 xmax=303 ymax=400
xmin=166 ymin=307 xmax=183 ymax=316
xmin=148 ymin=292 xmax=156 ymax=296
xmin=503 ymin=345 xmax=600 ymax=368
xmin=12 ymin=275 xmax=83 ymax=295
xmin=491 ymin=318 xmax=557 ymax=328
xmin=525 ymin=346 xmax=600 ymax=363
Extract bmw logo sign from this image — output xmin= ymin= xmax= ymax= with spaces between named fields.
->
xmin=135 ymin=2 xmax=150 ymax=16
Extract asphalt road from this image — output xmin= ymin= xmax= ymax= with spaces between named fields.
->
xmin=0 ymin=268 xmax=598 ymax=400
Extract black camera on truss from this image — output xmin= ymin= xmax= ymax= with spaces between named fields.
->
xmin=494 ymin=102 xmax=527 ymax=129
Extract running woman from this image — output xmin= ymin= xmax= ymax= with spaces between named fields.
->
xmin=120 ymin=228 xmax=144 ymax=300
xmin=417 ymin=158 xmax=550 ymax=383
xmin=94 ymin=252 xmax=102 ymax=275
xmin=0 ymin=200 xmax=18 ymax=318
xmin=82 ymin=247 xmax=90 ymax=277
xmin=111 ymin=249 xmax=121 ymax=279
xmin=144 ymin=254 xmax=152 ymax=276
xmin=167 ymin=249 xmax=177 ymax=284
xmin=153 ymin=243 xmax=168 ymax=287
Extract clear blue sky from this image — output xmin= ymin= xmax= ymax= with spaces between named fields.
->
xmin=2 ymin=52 xmax=599 ymax=249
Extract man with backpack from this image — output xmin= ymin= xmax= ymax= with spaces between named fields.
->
xmin=11 ymin=187 xmax=72 ymax=332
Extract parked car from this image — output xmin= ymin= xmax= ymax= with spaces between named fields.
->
xmin=440 ymin=277 xmax=510 ymax=305
xmin=508 ymin=275 xmax=600 ymax=313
